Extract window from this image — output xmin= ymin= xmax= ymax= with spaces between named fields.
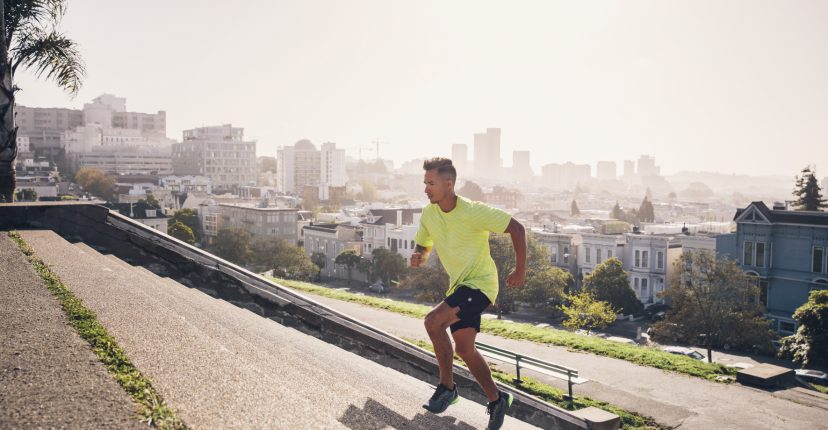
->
xmin=596 ymin=248 xmax=602 ymax=264
xmin=779 ymin=321 xmax=795 ymax=334
xmin=550 ymin=246 xmax=558 ymax=263
xmin=641 ymin=278 xmax=649 ymax=297
xmin=585 ymin=247 xmax=591 ymax=263
xmin=814 ymin=246 xmax=824 ymax=273
xmin=758 ymin=280 xmax=768 ymax=307
xmin=744 ymin=241 xmax=754 ymax=266
xmin=657 ymin=251 xmax=664 ymax=269
xmin=563 ymin=247 xmax=570 ymax=264
xmin=634 ymin=278 xmax=640 ymax=295
xmin=756 ymin=243 xmax=765 ymax=268
xmin=607 ymin=250 xmax=613 ymax=260
xmin=635 ymin=250 xmax=641 ymax=268
xmin=642 ymin=251 xmax=649 ymax=268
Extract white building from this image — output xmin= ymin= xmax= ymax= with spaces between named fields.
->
xmin=160 ymin=175 xmax=212 ymax=195
xmin=622 ymin=234 xmax=679 ymax=305
xmin=303 ymin=223 xmax=364 ymax=280
xmin=541 ymin=162 xmax=591 ymax=191
xmin=70 ymin=146 xmax=173 ymax=175
xmin=320 ymin=142 xmax=347 ymax=200
xmin=277 ymin=139 xmax=348 ymax=200
xmin=576 ymin=233 xmax=625 ymax=281
xmin=16 ymin=136 xmax=30 ymax=153
xmin=359 ymin=208 xmax=422 ymax=257
xmin=172 ymin=125 xmax=256 ymax=193
xmin=218 ymin=203 xmax=299 ymax=245
xmin=531 ymin=229 xmax=577 ymax=276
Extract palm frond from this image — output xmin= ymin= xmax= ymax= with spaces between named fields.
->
xmin=10 ymin=26 xmax=85 ymax=95
xmin=4 ymin=0 xmax=68 ymax=47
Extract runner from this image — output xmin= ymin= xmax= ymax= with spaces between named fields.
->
xmin=411 ymin=157 xmax=526 ymax=430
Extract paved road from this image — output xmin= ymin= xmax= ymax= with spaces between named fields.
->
xmin=20 ymin=230 xmax=541 ymax=430
xmin=289 ymin=286 xmax=828 ymax=430
xmin=0 ymin=234 xmax=145 ymax=430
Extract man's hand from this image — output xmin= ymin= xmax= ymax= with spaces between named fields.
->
xmin=506 ymin=268 xmax=525 ymax=288
xmin=410 ymin=251 xmax=424 ymax=268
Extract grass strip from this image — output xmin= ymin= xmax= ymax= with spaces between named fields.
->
xmin=8 ymin=231 xmax=187 ymax=430
xmin=404 ymin=337 xmax=665 ymax=430
xmin=271 ymin=276 xmax=735 ymax=382
xmin=811 ymin=383 xmax=828 ymax=395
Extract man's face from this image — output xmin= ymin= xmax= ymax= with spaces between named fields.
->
xmin=423 ymin=169 xmax=452 ymax=204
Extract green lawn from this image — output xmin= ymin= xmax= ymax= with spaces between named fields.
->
xmin=269 ymin=276 xmax=736 ymax=382
xmin=405 ymin=337 xmax=663 ymax=430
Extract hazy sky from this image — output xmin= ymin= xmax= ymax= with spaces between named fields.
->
xmin=14 ymin=0 xmax=828 ymax=177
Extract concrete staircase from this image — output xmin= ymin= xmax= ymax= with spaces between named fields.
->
xmin=19 ymin=230 xmax=541 ymax=429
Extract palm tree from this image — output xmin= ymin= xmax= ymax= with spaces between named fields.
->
xmin=0 ymin=0 xmax=85 ymax=202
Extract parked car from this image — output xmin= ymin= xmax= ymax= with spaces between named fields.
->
xmin=750 ymin=340 xmax=782 ymax=356
xmin=662 ymin=346 xmax=705 ymax=360
xmin=368 ymin=281 xmax=388 ymax=294
xmin=795 ymin=369 xmax=828 ymax=383
xmin=644 ymin=304 xmax=670 ymax=320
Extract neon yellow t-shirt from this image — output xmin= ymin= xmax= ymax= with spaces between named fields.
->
xmin=414 ymin=196 xmax=512 ymax=304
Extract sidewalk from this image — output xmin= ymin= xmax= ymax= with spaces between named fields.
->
xmin=0 ymin=234 xmax=144 ymax=429
xmin=290 ymin=286 xmax=828 ymax=430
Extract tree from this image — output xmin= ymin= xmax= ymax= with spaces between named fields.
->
xmin=335 ymin=249 xmax=361 ymax=286
xmin=74 ymin=167 xmax=116 ymax=201
xmin=371 ymin=248 xmax=407 ymax=285
xmin=489 ymin=233 xmax=563 ymax=316
xmin=169 ymin=208 xmax=202 ymax=243
xmin=0 ymin=0 xmax=86 ymax=202
xmin=583 ymin=258 xmax=642 ymax=316
xmin=211 ymin=228 xmax=252 ymax=266
xmin=310 ymin=252 xmax=326 ymax=281
xmin=560 ymin=291 xmax=617 ymax=334
xmin=400 ymin=265 xmax=449 ymax=302
xmin=168 ymin=220 xmax=195 ymax=245
xmin=250 ymin=238 xmax=318 ymax=281
xmin=570 ymin=200 xmax=581 ymax=217
xmin=522 ymin=266 xmax=570 ymax=309
xmin=650 ymin=252 xmax=773 ymax=362
xmin=357 ymin=180 xmax=378 ymax=202
xmin=459 ymin=180 xmax=484 ymax=201
xmin=145 ymin=191 xmax=160 ymax=207
xmin=356 ymin=256 xmax=373 ymax=283
xmin=610 ymin=202 xmax=623 ymax=220
xmin=638 ymin=197 xmax=655 ymax=223
xmin=792 ymin=166 xmax=827 ymax=211
xmin=779 ymin=290 xmax=828 ymax=366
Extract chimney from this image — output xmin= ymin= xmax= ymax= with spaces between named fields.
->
xmin=772 ymin=201 xmax=787 ymax=210
xmin=396 ymin=210 xmax=402 ymax=227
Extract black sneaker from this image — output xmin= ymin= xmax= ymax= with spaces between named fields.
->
xmin=486 ymin=392 xmax=513 ymax=430
xmin=422 ymin=383 xmax=459 ymax=413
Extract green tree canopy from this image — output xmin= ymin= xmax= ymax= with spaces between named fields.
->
xmin=400 ymin=265 xmax=450 ymax=302
xmin=570 ymin=200 xmax=581 ymax=217
xmin=792 ymin=166 xmax=827 ymax=211
xmin=74 ymin=167 xmax=116 ymax=201
xmin=583 ymin=258 xmax=642 ymax=316
xmin=211 ymin=228 xmax=252 ymax=266
xmin=638 ymin=196 xmax=655 ymax=223
xmin=371 ymin=248 xmax=407 ymax=285
xmin=169 ymin=208 xmax=201 ymax=242
xmin=310 ymin=251 xmax=327 ymax=281
xmin=168 ymin=220 xmax=195 ymax=245
xmin=561 ymin=291 xmax=617 ymax=334
xmin=650 ymin=251 xmax=773 ymax=362
xmin=610 ymin=201 xmax=623 ymax=220
xmin=335 ymin=249 xmax=362 ymax=285
xmin=780 ymin=289 xmax=828 ymax=366
xmin=459 ymin=180 xmax=485 ymax=201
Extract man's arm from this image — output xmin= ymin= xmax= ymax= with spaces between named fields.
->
xmin=410 ymin=244 xmax=432 ymax=268
xmin=505 ymin=218 xmax=526 ymax=287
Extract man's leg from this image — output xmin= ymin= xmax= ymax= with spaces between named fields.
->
xmin=452 ymin=328 xmax=499 ymax=402
xmin=424 ymin=301 xmax=461 ymax=388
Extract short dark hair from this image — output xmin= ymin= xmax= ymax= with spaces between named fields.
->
xmin=423 ymin=157 xmax=457 ymax=182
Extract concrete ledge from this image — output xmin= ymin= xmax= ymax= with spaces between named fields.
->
xmin=0 ymin=203 xmax=620 ymax=430
xmin=737 ymin=364 xmax=795 ymax=388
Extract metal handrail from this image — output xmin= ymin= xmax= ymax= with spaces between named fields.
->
xmin=476 ymin=341 xmax=578 ymax=407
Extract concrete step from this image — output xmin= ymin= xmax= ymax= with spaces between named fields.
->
xmin=22 ymin=231 xmax=540 ymax=430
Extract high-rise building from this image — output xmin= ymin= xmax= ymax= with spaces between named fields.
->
xmin=512 ymin=150 xmax=533 ymax=180
xmin=597 ymin=161 xmax=617 ymax=180
xmin=277 ymin=139 xmax=320 ymax=195
xmin=320 ymin=142 xmax=347 ymax=200
xmin=637 ymin=155 xmax=660 ymax=177
xmin=541 ymin=162 xmax=590 ymax=191
xmin=623 ymin=160 xmax=635 ymax=178
xmin=473 ymin=128 xmax=501 ymax=178
xmin=452 ymin=144 xmax=468 ymax=175
xmin=172 ymin=124 xmax=256 ymax=193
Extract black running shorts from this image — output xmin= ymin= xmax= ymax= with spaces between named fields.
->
xmin=444 ymin=286 xmax=491 ymax=333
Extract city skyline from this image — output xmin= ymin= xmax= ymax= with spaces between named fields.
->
xmin=13 ymin=0 xmax=828 ymax=176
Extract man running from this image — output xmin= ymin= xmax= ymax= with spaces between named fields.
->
xmin=411 ymin=157 xmax=526 ymax=430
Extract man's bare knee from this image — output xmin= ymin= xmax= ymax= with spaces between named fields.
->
xmin=424 ymin=313 xmax=445 ymax=334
